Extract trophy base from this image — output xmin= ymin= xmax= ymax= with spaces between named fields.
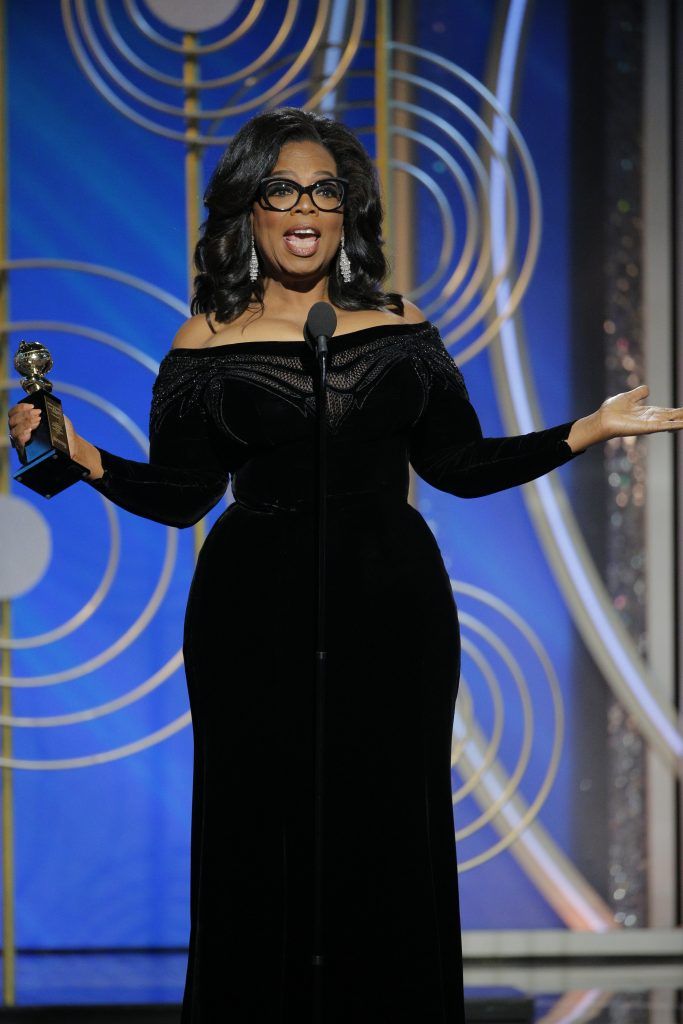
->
xmin=14 ymin=447 xmax=91 ymax=499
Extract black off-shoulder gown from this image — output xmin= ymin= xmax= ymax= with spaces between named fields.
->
xmin=88 ymin=321 xmax=581 ymax=1023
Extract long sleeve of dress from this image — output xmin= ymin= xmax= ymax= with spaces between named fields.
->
xmin=408 ymin=332 xmax=585 ymax=498
xmin=85 ymin=354 xmax=230 ymax=528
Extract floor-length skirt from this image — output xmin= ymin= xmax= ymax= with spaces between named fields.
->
xmin=180 ymin=492 xmax=465 ymax=1023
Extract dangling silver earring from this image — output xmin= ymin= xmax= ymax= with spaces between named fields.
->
xmin=249 ymin=233 xmax=259 ymax=283
xmin=338 ymin=227 xmax=352 ymax=283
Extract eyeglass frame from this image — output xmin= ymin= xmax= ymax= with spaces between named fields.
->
xmin=255 ymin=176 xmax=349 ymax=212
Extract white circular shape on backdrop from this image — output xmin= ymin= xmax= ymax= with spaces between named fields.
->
xmin=0 ymin=493 xmax=52 ymax=599
xmin=142 ymin=0 xmax=240 ymax=32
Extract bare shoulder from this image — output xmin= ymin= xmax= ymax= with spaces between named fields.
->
xmin=400 ymin=298 xmax=427 ymax=324
xmin=171 ymin=314 xmax=214 ymax=350
xmin=337 ymin=299 xmax=428 ymax=333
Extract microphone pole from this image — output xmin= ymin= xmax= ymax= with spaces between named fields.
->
xmin=304 ymin=301 xmax=337 ymax=1024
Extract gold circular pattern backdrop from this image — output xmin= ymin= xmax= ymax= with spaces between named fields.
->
xmin=61 ymin=0 xmax=367 ymax=141
xmin=1 ymin=262 xmax=190 ymax=770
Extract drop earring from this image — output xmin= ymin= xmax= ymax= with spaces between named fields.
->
xmin=338 ymin=227 xmax=351 ymax=284
xmin=249 ymin=233 xmax=259 ymax=283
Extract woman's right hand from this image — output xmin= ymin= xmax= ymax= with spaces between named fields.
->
xmin=7 ymin=401 xmax=40 ymax=449
xmin=7 ymin=402 xmax=104 ymax=480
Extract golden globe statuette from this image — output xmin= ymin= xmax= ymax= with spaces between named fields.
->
xmin=12 ymin=340 xmax=90 ymax=498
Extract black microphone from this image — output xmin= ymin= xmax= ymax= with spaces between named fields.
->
xmin=304 ymin=301 xmax=337 ymax=357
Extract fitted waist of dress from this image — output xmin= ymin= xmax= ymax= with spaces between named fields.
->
xmin=230 ymin=436 xmax=411 ymax=513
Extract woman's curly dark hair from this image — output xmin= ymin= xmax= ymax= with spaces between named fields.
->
xmin=191 ymin=107 xmax=404 ymax=323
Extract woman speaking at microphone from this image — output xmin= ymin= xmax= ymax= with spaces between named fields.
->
xmin=8 ymin=107 xmax=683 ymax=1023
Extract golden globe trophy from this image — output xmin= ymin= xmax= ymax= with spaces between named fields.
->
xmin=12 ymin=341 xmax=90 ymax=498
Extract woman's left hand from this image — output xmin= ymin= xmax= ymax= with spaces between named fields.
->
xmin=566 ymin=385 xmax=683 ymax=452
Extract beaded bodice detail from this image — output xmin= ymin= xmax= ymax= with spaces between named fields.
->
xmin=150 ymin=322 xmax=469 ymax=437
xmin=90 ymin=318 xmax=580 ymax=524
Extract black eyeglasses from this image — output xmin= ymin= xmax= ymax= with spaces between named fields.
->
xmin=256 ymin=176 xmax=348 ymax=212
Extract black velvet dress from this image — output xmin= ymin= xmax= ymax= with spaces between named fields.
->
xmin=88 ymin=320 xmax=581 ymax=1023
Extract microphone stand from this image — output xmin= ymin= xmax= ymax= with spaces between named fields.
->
xmin=310 ymin=329 xmax=328 ymax=1024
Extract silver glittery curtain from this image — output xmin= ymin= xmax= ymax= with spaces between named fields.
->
xmin=603 ymin=0 xmax=648 ymax=928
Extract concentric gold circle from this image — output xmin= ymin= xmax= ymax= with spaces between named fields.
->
xmin=451 ymin=581 xmax=564 ymax=871
xmin=0 ymin=461 xmax=119 ymax=650
xmin=333 ymin=43 xmax=541 ymax=367
xmin=2 ymin=377 xmax=178 ymax=688
xmin=61 ymin=0 xmax=366 ymax=143
xmin=0 ymin=260 xmax=201 ymax=768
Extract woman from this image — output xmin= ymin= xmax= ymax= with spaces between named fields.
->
xmin=9 ymin=107 xmax=683 ymax=1022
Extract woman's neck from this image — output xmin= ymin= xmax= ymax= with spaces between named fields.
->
xmin=259 ymin=273 xmax=332 ymax=319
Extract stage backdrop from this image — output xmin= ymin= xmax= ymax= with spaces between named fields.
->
xmin=0 ymin=0 xmax=680 ymax=1006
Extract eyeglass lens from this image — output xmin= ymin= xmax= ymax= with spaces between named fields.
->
xmin=262 ymin=179 xmax=344 ymax=211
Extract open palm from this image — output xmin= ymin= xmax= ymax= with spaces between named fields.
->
xmin=598 ymin=385 xmax=683 ymax=440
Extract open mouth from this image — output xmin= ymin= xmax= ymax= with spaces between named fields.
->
xmin=283 ymin=227 xmax=321 ymax=257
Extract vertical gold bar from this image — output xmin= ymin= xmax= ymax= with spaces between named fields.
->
xmin=391 ymin=3 xmax=414 ymax=297
xmin=0 ymin=605 xmax=13 ymax=1009
xmin=182 ymin=33 xmax=206 ymax=558
xmin=390 ymin=2 xmax=419 ymax=509
xmin=375 ymin=0 xmax=393 ymax=278
xmin=0 ymin=0 xmax=16 ymax=1007
xmin=183 ymin=33 xmax=201 ymax=301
